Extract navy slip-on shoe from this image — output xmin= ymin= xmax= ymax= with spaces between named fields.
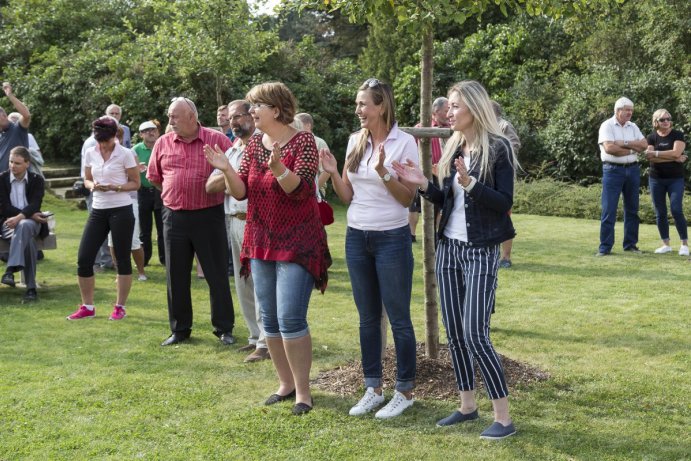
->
xmin=436 ymin=409 xmax=479 ymax=427
xmin=480 ymin=421 xmax=516 ymax=440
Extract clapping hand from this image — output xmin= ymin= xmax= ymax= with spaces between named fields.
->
xmin=268 ymin=142 xmax=283 ymax=170
xmin=204 ymin=144 xmax=232 ymax=172
xmin=392 ymin=160 xmax=426 ymax=187
xmin=319 ymin=148 xmax=338 ymax=174
xmin=374 ymin=144 xmax=386 ymax=172
xmin=454 ymin=158 xmax=471 ymax=187
xmin=2 ymin=82 xmax=12 ymax=97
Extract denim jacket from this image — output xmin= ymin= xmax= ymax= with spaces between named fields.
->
xmin=421 ymin=135 xmax=516 ymax=247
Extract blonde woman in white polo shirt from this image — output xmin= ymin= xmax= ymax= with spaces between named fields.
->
xmin=320 ymin=78 xmax=418 ymax=419
xmin=67 ymin=117 xmax=140 ymax=321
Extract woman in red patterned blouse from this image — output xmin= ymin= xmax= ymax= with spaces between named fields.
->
xmin=204 ymin=82 xmax=331 ymax=416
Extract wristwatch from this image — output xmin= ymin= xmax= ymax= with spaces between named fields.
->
xmin=380 ymin=173 xmax=392 ymax=182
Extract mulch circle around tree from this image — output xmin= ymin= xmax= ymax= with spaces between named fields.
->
xmin=313 ymin=342 xmax=550 ymax=400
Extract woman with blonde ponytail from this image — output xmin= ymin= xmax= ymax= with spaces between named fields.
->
xmin=393 ymin=80 xmax=518 ymax=439
xmin=320 ymin=78 xmax=419 ymax=420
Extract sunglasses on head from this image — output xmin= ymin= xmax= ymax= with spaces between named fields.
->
xmin=365 ymin=78 xmax=381 ymax=88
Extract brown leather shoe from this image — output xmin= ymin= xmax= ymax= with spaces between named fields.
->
xmin=244 ymin=347 xmax=270 ymax=363
xmin=237 ymin=343 xmax=256 ymax=353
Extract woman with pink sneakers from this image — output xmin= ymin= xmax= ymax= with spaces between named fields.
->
xmin=67 ymin=116 xmax=140 ymax=321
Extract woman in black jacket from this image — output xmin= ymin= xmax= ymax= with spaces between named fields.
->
xmin=393 ymin=80 xmax=518 ymax=439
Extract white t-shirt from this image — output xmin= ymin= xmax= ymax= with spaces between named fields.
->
xmin=345 ymin=124 xmax=418 ymax=231
xmin=443 ymin=156 xmax=471 ymax=241
xmin=598 ymin=115 xmax=644 ymax=164
xmin=85 ymin=143 xmax=136 ymax=209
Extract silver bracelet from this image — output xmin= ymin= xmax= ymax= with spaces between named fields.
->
xmin=275 ymin=168 xmax=290 ymax=181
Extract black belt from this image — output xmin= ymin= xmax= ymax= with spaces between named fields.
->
xmin=603 ymin=162 xmax=638 ymax=168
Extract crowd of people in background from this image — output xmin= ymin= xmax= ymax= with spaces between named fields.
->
xmin=0 ymin=75 xmax=687 ymax=438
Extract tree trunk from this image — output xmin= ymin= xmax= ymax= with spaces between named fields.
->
xmin=420 ymin=28 xmax=439 ymax=358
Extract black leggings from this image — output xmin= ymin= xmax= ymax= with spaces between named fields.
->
xmin=78 ymin=205 xmax=134 ymax=277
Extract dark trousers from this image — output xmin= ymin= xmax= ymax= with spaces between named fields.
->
xmin=138 ymin=187 xmax=164 ymax=265
xmin=77 ymin=205 xmax=134 ymax=278
xmin=436 ymin=238 xmax=509 ymax=400
xmin=162 ymin=204 xmax=234 ymax=335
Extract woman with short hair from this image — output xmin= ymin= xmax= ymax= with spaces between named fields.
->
xmin=67 ymin=116 xmax=140 ymax=321
xmin=205 ymin=82 xmax=331 ymax=416
xmin=646 ymin=109 xmax=688 ymax=256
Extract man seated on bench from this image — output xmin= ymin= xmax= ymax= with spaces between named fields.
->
xmin=0 ymin=146 xmax=49 ymax=301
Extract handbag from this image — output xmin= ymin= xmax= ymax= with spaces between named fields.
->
xmin=72 ymin=179 xmax=90 ymax=197
xmin=317 ymin=198 xmax=334 ymax=226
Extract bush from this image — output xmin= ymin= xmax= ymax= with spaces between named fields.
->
xmin=514 ymin=178 xmax=691 ymax=226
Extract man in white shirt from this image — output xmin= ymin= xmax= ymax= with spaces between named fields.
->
xmin=0 ymin=147 xmax=48 ymax=301
xmin=596 ymin=97 xmax=648 ymax=256
xmin=206 ymin=100 xmax=268 ymax=363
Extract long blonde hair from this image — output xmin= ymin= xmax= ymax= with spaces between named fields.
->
xmin=345 ymin=79 xmax=396 ymax=173
xmin=437 ymin=81 xmax=518 ymax=183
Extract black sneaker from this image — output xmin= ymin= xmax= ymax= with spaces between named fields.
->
xmin=624 ymin=246 xmax=642 ymax=254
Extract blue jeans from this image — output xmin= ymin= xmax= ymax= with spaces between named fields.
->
xmin=649 ymin=176 xmax=688 ymax=241
xmin=345 ymin=225 xmax=416 ymax=392
xmin=250 ymin=259 xmax=314 ymax=339
xmin=600 ymin=163 xmax=640 ymax=253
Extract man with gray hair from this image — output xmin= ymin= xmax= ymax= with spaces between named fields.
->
xmin=0 ymin=82 xmax=31 ymax=172
xmin=596 ymin=97 xmax=648 ymax=256
xmin=147 ymin=97 xmax=236 ymax=347
xmin=106 ymin=104 xmax=131 ymax=148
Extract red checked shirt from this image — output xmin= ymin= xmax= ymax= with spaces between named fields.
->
xmin=147 ymin=124 xmax=232 ymax=210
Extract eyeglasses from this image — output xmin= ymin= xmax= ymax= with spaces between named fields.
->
xmin=657 ymin=118 xmax=672 ymax=122
xmin=230 ymin=113 xmax=250 ymax=121
xmin=249 ymin=103 xmax=274 ymax=110
xmin=365 ymin=78 xmax=381 ymax=88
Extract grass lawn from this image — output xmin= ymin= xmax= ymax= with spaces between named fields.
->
xmin=0 ymin=195 xmax=689 ymax=460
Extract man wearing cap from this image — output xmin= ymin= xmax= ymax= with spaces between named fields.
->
xmin=596 ymin=97 xmax=648 ymax=256
xmin=206 ymin=100 xmax=268 ymax=362
xmin=147 ymin=97 xmax=235 ymax=347
xmin=133 ymin=121 xmax=164 ymax=266
xmin=0 ymin=82 xmax=31 ymax=172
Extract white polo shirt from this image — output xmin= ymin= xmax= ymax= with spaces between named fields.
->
xmin=345 ymin=123 xmax=419 ymax=231
xmin=85 ymin=143 xmax=137 ymax=210
xmin=598 ymin=115 xmax=644 ymax=164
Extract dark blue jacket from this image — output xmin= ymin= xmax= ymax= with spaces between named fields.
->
xmin=421 ymin=135 xmax=515 ymax=247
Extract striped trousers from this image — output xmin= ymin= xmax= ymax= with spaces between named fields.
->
xmin=436 ymin=238 xmax=509 ymax=400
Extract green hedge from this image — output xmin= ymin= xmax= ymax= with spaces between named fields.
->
xmin=514 ymin=179 xmax=691 ymax=225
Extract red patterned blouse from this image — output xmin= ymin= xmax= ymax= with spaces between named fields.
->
xmin=238 ymin=131 xmax=332 ymax=292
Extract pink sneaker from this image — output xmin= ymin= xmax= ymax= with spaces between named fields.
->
xmin=66 ymin=305 xmax=95 ymax=320
xmin=109 ymin=305 xmax=126 ymax=321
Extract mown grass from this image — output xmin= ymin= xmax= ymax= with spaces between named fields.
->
xmin=0 ymin=193 xmax=689 ymax=461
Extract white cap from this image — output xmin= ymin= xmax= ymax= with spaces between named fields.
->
xmin=139 ymin=121 xmax=157 ymax=131
xmin=614 ymin=97 xmax=634 ymax=112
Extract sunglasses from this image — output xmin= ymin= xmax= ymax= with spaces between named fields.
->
xmin=657 ymin=118 xmax=672 ymax=123
xmin=365 ymin=78 xmax=381 ymax=88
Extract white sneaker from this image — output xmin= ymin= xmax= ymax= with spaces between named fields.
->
xmin=349 ymin=387 xmax=385 ymax=416
xmin=679 ymin=245 xmax=689 ymax=256
xmin=654 ymin=245 xmax=672 ymax=254
xmin=138 ymin=274 xmax=148 ymax=281
xmin=374 ymin=391 xmax=414 ymax=419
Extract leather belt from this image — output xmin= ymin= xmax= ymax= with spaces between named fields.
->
xmin=603 ymin=162 xmax=637 ymax=168
xmin=231 ymin=212 xmax=247 ymax=220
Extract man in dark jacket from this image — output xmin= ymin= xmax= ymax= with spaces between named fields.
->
xmin=0 ymin=146 xmax=48 ymax=301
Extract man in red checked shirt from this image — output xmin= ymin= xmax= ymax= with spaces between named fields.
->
xmin=147 ymin=97 xmax=236 ymax=347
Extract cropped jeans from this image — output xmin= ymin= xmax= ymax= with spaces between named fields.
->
xmin=649 ymin=176 xmax=688 ymax=241
xmin=250 ymin=259 xmax=314 ymax=340
xmin=599 ymin=163 xmax=640 ymax=253
xmin=346 ymin=225 xmax=416 ymax=392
